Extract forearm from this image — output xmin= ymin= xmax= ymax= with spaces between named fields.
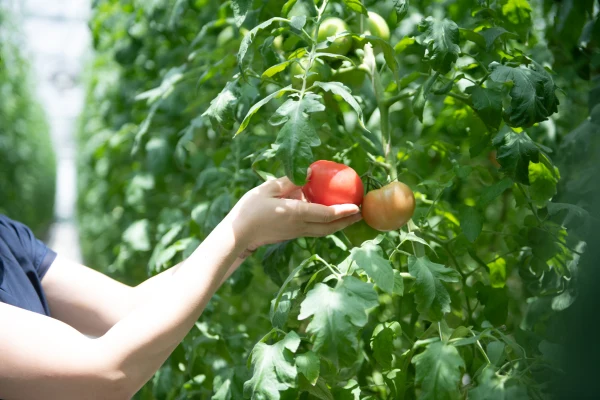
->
xmin=97 ymin=216 xmax=246 ymax=395
xmin=130 ymin=254 xmax=245 ymax=311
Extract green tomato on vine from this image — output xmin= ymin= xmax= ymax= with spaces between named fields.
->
xmin=317 ymin=17 xmax=352 ymax=55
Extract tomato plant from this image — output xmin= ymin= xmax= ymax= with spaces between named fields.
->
xmin=302 ymin=160 xmax=363 ymax=206
xmin=77 ymin=0 xmax=599 ymax=398
xmin=0 ymin=6 xmax=55 ymax=238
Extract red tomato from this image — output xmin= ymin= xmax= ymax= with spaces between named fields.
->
xmin=362 ymin=181 xmax=415 ymax=231
xmin=302 ymin=160 xmax=364 ymax=206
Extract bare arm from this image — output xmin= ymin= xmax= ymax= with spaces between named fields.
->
xmin=0 ymin=177 xmax=361 ymax=400
xmin=42 ymin=254 xmax=245 ymax=337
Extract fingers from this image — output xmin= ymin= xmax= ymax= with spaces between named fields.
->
xmin=263 ymin=176 xmax=302 ymax=198
xmin=304 ymin=213 xmax=363 ymax=237
xmin=298 ymin=202 xmax=361 ymax=223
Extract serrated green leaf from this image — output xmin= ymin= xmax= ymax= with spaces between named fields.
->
xmin=489 ymin=62 xmax=559 ymax=127
xmin=467 ymin=85 xmax=503 ymax=131
xmin=408 ymin=256 xmax=460 ymax=321
xmin=238 ymin=17 xmax=286 ymax=67
xmin=341 ymin=0 xmax=368 ymax=15
xmin=547 ymin=202 xmax=590 ymax=220
xmin=469 ymin=367 xmax=529 ymax=400
xmin=371 ymin=324 xmax=396 ymax=369
xmin=313 ymin=81 xmax=367 ymax=131
xmin=203 ymin=80 xmax=239 ymax=130
xmin=231 ymin=0 xmax=250 ymax=27
xmin=298 ymin=276 xmax=378 ymax=366
xmin=502 ymin=0 xmax=532 ymax=25
xmin=349 ymin=240 xmax=394 ymax=294
xmin=296 ymin=351 xmax=320 ymax=385
xmin=492 ymin=130 xmax=540 ymax=185
xmin=529 ymin=161 xmax=559 ymax=207
xmin=237 ymin=86 xmax=294 ymax=135
xmin=479 ymin=27 xmax=518 ymax=50
xmin=416 ymin=17 xmax=460 ymax=73
xmin=412 ymin=342 xmax=465 ymax=400
xmin=459 ymin=205 xmax=483 ymax=243
xmin=480 ymin=178 xmax=513 ymax=207
xmin=243 ymin=331 xmax=301 ymax=400
xmin=392 ymin=0 xmax=409 ymax=20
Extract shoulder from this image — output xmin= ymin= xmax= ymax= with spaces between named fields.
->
xmin=0 ymin=214 xmax=35 ymax=247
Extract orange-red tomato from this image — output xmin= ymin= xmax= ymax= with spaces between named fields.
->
xmin=362 ymin=181 xmax=415 ymax=231
xmin=302 ymin=160 xmax=364 ymax=206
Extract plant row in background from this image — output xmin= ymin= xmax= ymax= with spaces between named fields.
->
xmin=77 ymin=0 xmax=599 ymax=399
xmin=0 ymin=6 xmax=56 ymax=238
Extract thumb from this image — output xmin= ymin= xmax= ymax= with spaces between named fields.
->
xmin=265 ymin=175 xmax=302 ymax=197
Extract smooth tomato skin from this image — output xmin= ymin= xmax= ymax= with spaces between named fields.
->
xmin=317 ymin=17 xmax=352 ymax=56
xmin=302 ymin=160 xmax=364 ymax=206
xmin=362 ymin=181 xmax=416 ymax=231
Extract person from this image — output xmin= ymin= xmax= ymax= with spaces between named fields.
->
xmin=0 ymin=176 xmax=362 ymax=400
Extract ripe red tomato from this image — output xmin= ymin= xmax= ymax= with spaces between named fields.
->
xmin=302 ymin=160 xmax=364 ymax=206
xmin=362 ymin=181 xmax=415 ymax=231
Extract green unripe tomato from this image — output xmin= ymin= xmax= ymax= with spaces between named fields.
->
xmin=290 ymin=58 xmax=331 ymax=88
xmin=216 ymin=26 xmax=249 ymax=47
xmin=366 ymin=11 xmax=390 ymax=41
xmin=353 ymin=11 xmax=391 ymax=52
xmin=317 ymin=17 xmax=352 ymax=55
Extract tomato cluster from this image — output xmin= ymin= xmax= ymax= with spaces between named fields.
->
xmin=302 ymin=160 xmax=415 ymax=232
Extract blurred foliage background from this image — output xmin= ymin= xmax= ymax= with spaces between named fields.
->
xmin=0 ymin=6 xmax=56 ymax=238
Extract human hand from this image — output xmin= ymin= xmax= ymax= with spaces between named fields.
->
xmin=228 ymin=175 xmax=362 ymax=253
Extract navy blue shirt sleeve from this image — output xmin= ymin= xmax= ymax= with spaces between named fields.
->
xmin=0 ymin=215 xmax=56 ymax=316
xmin=5 ymin=217 xmax=56 ymax=280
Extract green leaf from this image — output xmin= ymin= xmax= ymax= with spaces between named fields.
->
xmin=393 ymin=270 xmax=405 ymax=296
xmin=270 ymin=288 xmax=298 ymax=329
xmin=408 ymin=256 xmax=460 ymax=321
xmin=413 ymin=73 xmax=438 ymax=122
xmin=231 ymin=0 xmax=250 ymax=27
xmin=203 ymin=80 xmax=239 ymax=130
xmin=239 ymin=17 xmax=286 ymax=67
xmin=262 ymin=61 xmax=294 ymax=79
xmin=244 ymin=331 xmax=301 ymax=400
xmin=529 ymin=161 xmax=559 ymax=207
xmin=281 ymin=0 xmax=298 ymax=17
xmin=459 ymin=205 xmax=483 ymax=243
xmin=479 ymin=178 xmax=513 ymax=207
xmin=274 ymin=96 xmax=323 ymax=184
xmin=351 ymin=34 xmax=400 ymax=77
xmin=290 ymin=15 xmax=307 ymax=31
xmin=547 ymin=202 xmax=590 ymax=221
xmin=123 ymin=219 xmax=151 ymax=252
xmin=469 ymin=367 xmax=529 ymax=400
xmin=416 ymin=17 xmax=461 ymax=73
xmin=487 ymin=257 xmax=507 ymax=288
xmin=492 ymin=130 xmax=540 ymax=185
xmin=412 ymin=342 xmax=465 ymax=400
xmin=341 ymin=0 xmax=368 ymax=16
xmin=501 ymin=0 xmax=532 ymax=25
xmin=489 ymin=62 xmax=560 ymax=127
xmin=467 ymin=85 xmax=503 ymax=131
xmin=392 ymin=0 xmax=409 ymax=21
xmin=349 ymin=240 xmax=395 ymax=294
xmin=487 ymin=341 xmax=506 ymax=366
xmin=314 ymin=81 xmax=367 ymax=131
xmin=371 ymin=322 xmax=401 ymax=369
xmin=236 ymin=86 xmax=294 ymax=135
xmin=296 ymin=351 xmax=320 ymax=385
xmin=298 ymin=276 xmax=378 ymax=366
xmin=478 ymin=27 xmax=518 ymax=50
xmin=299 ymin=377 xmax=333 ymax=399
